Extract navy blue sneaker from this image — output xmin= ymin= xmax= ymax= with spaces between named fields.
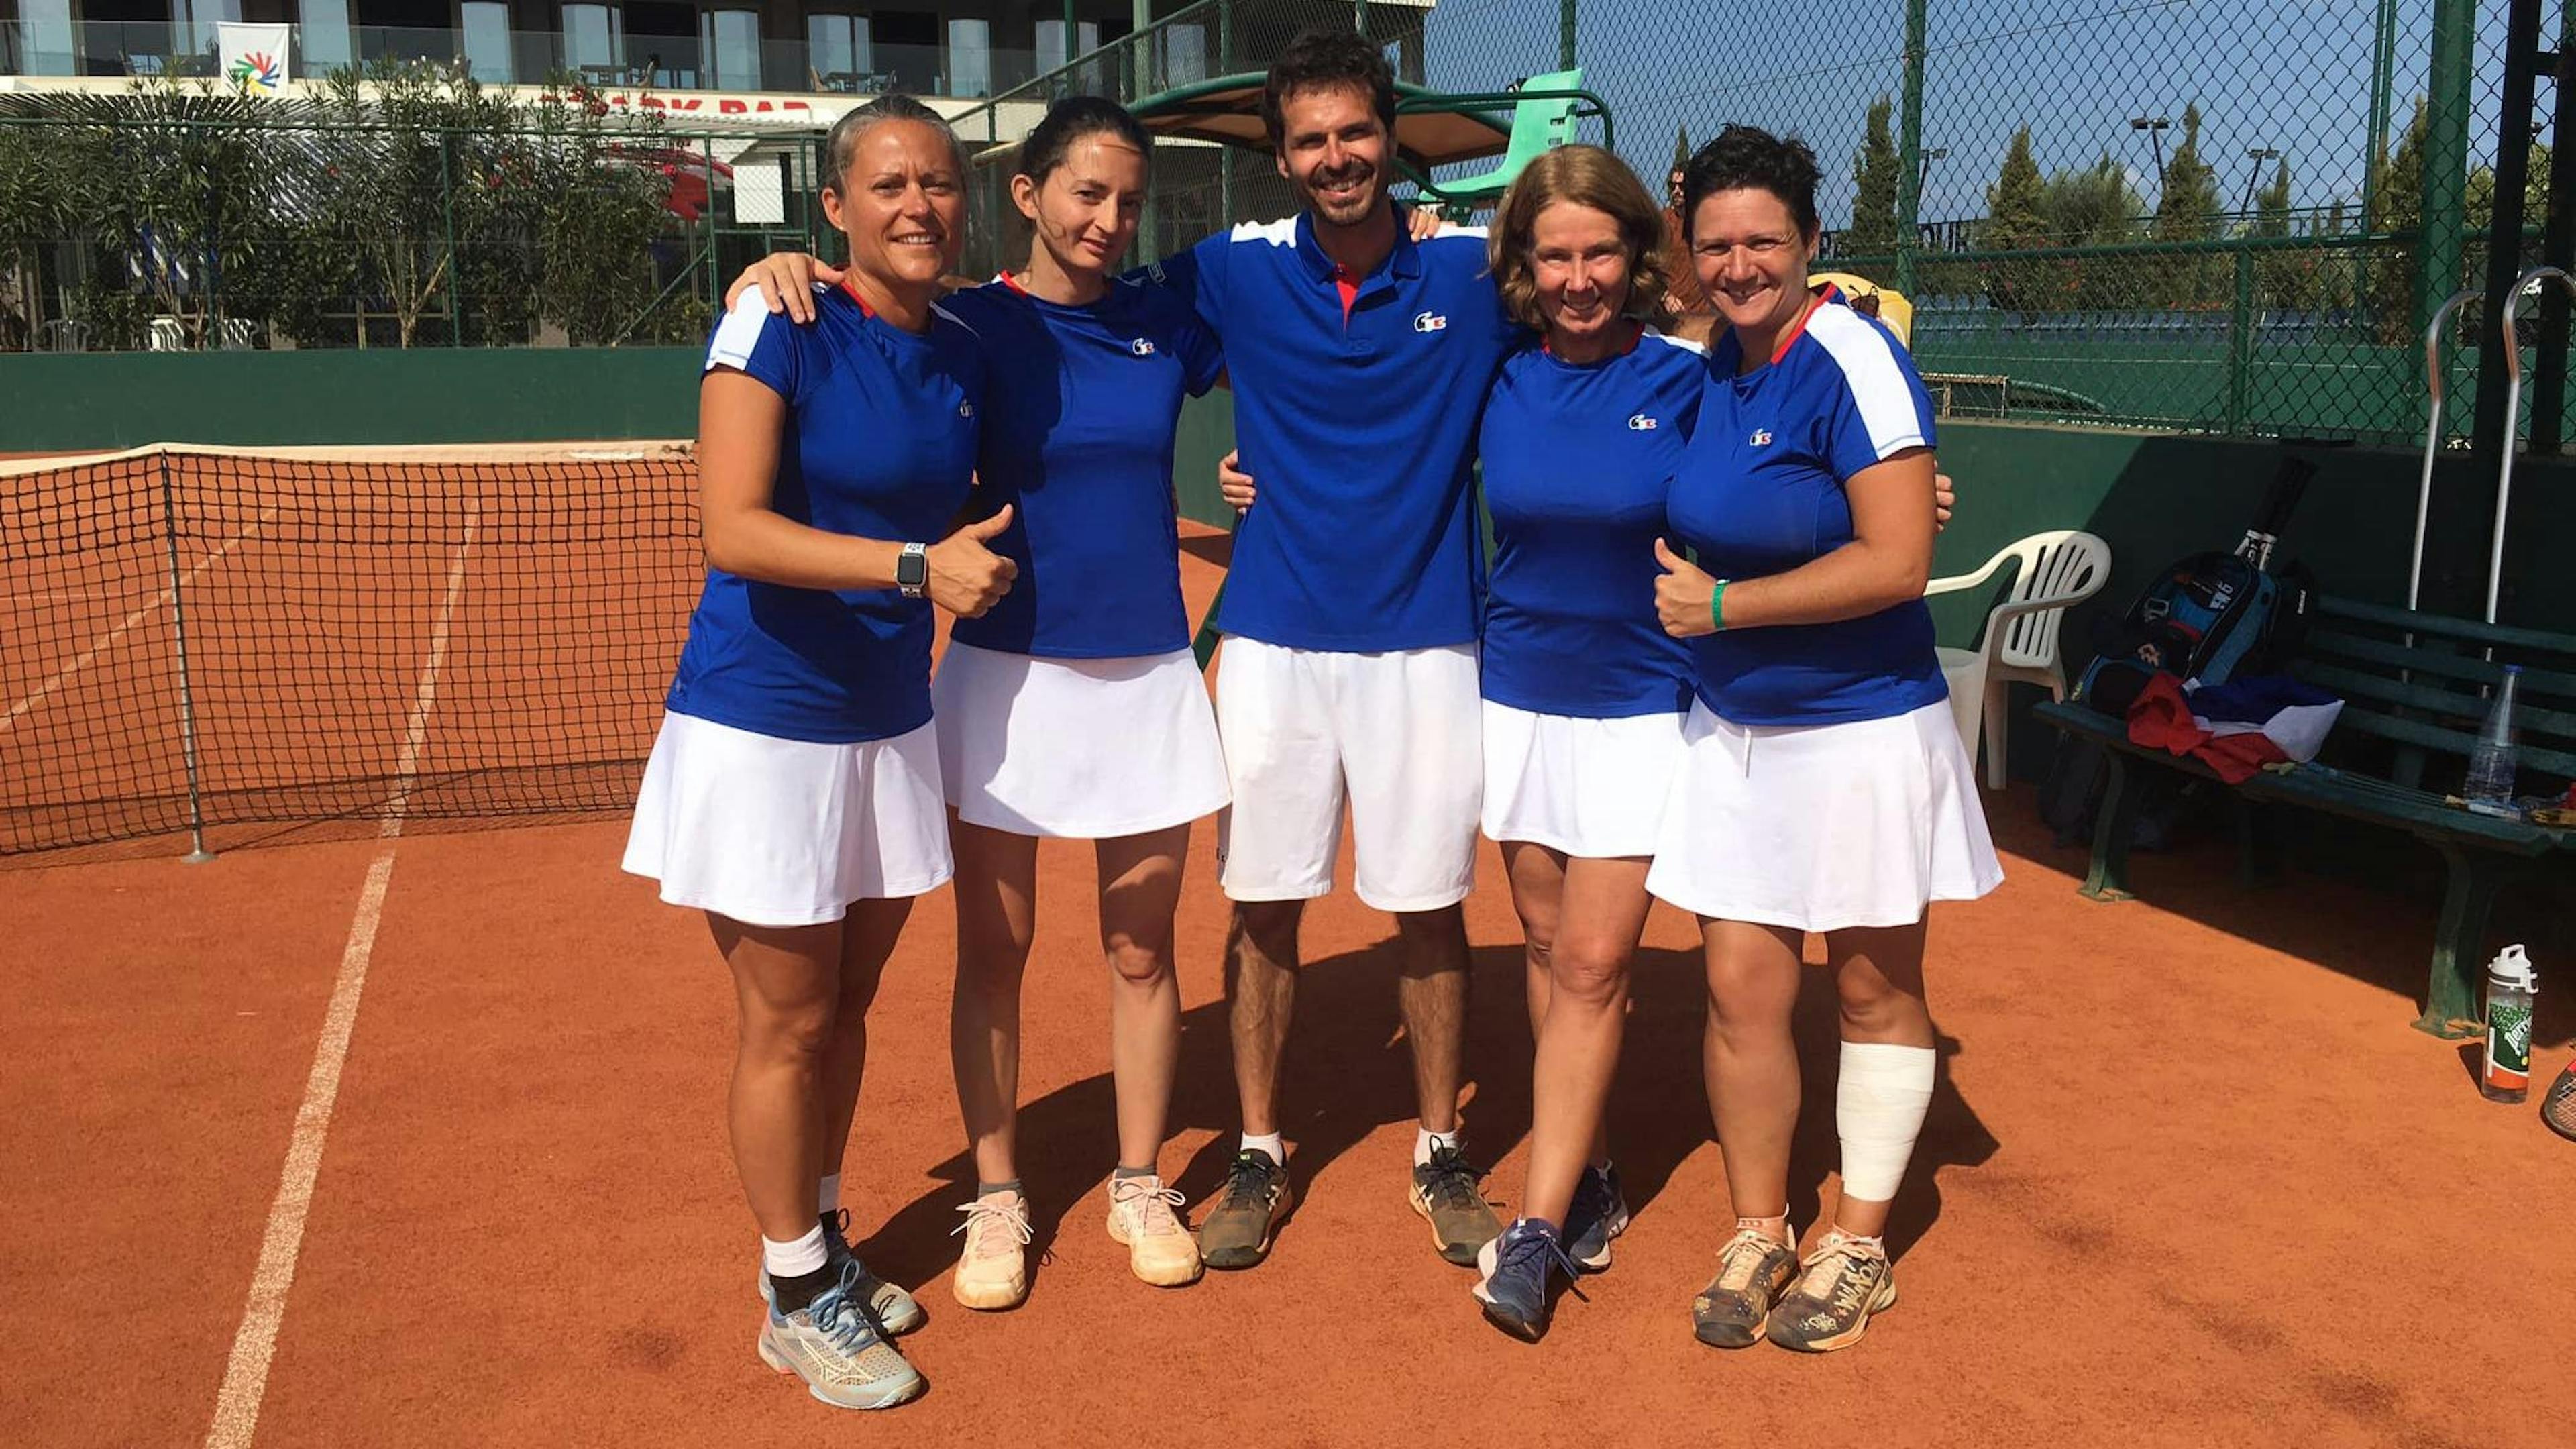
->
xmin=1472 ymin=1218 xmax=1584 ymax=1343
xmin=1563 ymin=1162 xmax=1629 ymax=1272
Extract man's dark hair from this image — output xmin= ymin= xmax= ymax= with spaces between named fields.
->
xmin=1259 ymin=28 xmax=1397 ymax=148
xmin=1680 ymin=124 xmax=1822 ymax=243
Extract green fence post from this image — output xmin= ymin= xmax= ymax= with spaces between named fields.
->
xmin=2419 ymin=0 xmax=2475 ymax=422
xmin=441 ymin=131 xmax=461 ymax=344
xmin=1894 ymin=0 xmax=1927 ymax=296
xmin=2226 ymin=245 xmax=2255 ymax=433
xmin=1560 ymin=0 xmax=1577 ymax=70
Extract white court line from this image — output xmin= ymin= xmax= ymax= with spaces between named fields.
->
xmin=0 ymin=509 xmax=276 ymax=734
xmin=203 ymin=502 xmax=478 ymax=1449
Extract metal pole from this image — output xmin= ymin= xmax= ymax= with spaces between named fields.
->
xmin=1894 ymin=0 xmax=1926 ymax=294
xmin=439 ymin=132 xmax=461 ymax=342
xmin=2490 ymin=268 xmax=2573 ymax=623
xmin=1560 ymin=0 xmax=1576 ymax=70
xmin=2532 ymin=1 xmax=2576 ymax=453
xmin=2224 ymin=246 xmax=2255 ymax=433
xmin=158 ymin=453 xmax=216 ymax=863
xmin=2421 ymin=0 xmax=2479 ymax=451
xmin=2363 ymin=0 xmax=2398 ymax=229
xmin=2412 ymin=288 xmax=2482 ymax=612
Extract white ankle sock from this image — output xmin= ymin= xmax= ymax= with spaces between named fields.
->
xmin=1836 ymin=1041 xmax=1935 ymax=1203
xmin=763 ymin=1224 xmax=828 ymax=1279
xmin=1239 ymin=1131 xmax=1285 ymax=1166
xmin=816 ymin=1173 xmax=841 ymax=1218
xmin=1413 ymin=1125 xmax=1462 ymax=1167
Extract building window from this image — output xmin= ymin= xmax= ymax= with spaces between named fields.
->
xmin=460 ymin=0 xmax=511 ymax=82
xmin=1159 ymin=21 xmax=1205 ymax=86
xmin=945 ymin=16 xmax=987 ymax=98
xmin=806 ymin=11 xmax=870 ymax=89
xmin=16 ymin=0 xmax=79 ymax=75
xmin=700 ymin=5 xmax=759 ymax=89
xmin=1033 ymin=17 xmax=1097 ymax=74
xmin=298 ymin=0 xmax=353 ymax=70
xmin=562 ymin=3 xmax=623 ymax=75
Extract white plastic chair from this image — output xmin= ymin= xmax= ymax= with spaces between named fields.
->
xmin=1925 ymin=530 xmax=2111 ymax=789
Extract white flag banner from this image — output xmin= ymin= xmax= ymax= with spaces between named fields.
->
xmin=219 ymin=23 xmax=292 ymax=94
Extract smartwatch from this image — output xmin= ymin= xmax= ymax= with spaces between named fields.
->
xmin=896 ymin=541 xmax=928 ymax=599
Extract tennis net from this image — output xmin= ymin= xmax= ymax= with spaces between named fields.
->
xmin=1 ymin=441 xmax=700 ymax=858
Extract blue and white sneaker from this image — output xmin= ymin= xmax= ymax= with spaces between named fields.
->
xmin=759 ymin=1210 xmax=925 ymax=1336
xmin=1562 ymin=1162 xmax=1629 ymax=1273
xmin=1471 ymin=1218 xmax=1584 ymax=1343
xmin=757 ymin=1261 xmax=926 ymax=1410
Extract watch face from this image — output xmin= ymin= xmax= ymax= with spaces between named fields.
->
xmin=898 ymin=547 xmax=927 ymax=587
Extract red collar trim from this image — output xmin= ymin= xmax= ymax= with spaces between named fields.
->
xmin=996 ymin=270 xmax=1028 ymax=296
xmin=1768 ymin=286 xmax=1838 ymax=363
xmin=839 ymin=276 xmax=877 ymax=317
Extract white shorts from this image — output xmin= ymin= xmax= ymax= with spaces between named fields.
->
xmin=1645 ymin=698 xmax=2004 ymax=932
xmin=621 ymin=711 xmax=953 ymax=928
xmin=1214 ymin=637 xmax=1481 ymax=912
xmin=932 ymin=641 xmax=1229 ymax=839
xmin=1480 ymin=700 xmax=1688 ymax=859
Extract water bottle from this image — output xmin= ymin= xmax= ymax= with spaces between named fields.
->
xmin=2463 ymin=665 xmax=2523 ymax=816
xmin=2481 ymin=944 xmax=2538 ymax=1105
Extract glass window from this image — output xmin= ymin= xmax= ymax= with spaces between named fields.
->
xmin=1033 ymin=18 xmax=1097 ymax=74
xmin=460 ymin=1 xmax=511 ymax=83
xmin=945 ymin=16 xmax=987 ymax=97
xmin=806 ymin=12 xmax=869 ymax=84
xmin=700 ymin=7 xmax=758 ymax=89
xmin=1159 ymin=21 xmax=1205 ymax=86
xmin=563 ymin=3 xmax=623 ymax=73
xmin=297 ymin=0 xmax=353 ymax=72
xmin=17 ymin=0 xmax=79 ymax=75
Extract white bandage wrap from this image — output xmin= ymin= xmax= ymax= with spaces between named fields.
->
xmin=1835 ymin=1040 xmax=1935 ymax=1203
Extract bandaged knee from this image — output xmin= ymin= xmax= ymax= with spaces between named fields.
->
xmin=1836 ymin=1041 xmax=1934 ymax=1203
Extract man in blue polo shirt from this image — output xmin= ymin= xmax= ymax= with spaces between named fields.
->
xmin=1151 ymin=30 xmax=1515 ymax=1272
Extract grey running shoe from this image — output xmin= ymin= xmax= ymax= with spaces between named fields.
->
xmin=1198 ymin=1149 xmax=1294 ymax=1270
xmin=1409 ymin=1144 xmax=1503 ymax=1267
xmin=758 ymin=1210 xmax=924 ymax=1337
xmin=1692 ymin=1225 xmax=1799 ymax=1349
xmin=1563 ymin=1163 xmax=1630 ymax=1273
xmin=757 ymin=1261 xmax=925 ymax=1411
xmin=1472 ymin=1218 xmax=1584 ymax=1343
xmin=1764 ymin=1232 xmax=1898 ymax=1353
xmin=2544 ymin=1060 xmax=2576 ymax=1142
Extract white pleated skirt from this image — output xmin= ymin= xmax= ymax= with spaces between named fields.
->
xmin=932 ymin=641 xmax=1229 ymax=839
xmin=1479 ymin=700 xmax=1688 ymax=859
xmin=1644 ymin=698 xmax=2003 ymax=932
xmin=622 ymin=711 xmax=953 ymax=927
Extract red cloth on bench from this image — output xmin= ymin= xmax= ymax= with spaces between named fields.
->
xmin=2124 ymin=673 xmax=2285 ymax=784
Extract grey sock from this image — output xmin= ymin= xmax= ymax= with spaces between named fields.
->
xmin=975 ymin=1178 xmax=1023 ymax=1199
xmin=1112 ymin=1164 xmax=1158 ymax=1180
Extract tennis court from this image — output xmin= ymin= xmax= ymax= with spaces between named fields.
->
xmin=3 ymin=473 xmax=2570 ymax=1446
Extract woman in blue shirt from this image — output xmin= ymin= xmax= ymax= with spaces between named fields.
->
xmin=621 ymin=95 xmax=1016 ymax=1411
xmin=1648 ymin=127 xmax=2002 ymax=1355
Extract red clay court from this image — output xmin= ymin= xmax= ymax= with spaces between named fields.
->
xmin=4 ymin=469 xmax=2571 ymax=1447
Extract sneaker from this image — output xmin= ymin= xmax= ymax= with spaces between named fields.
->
xmin=1472 ymin=1218 xmax=1583 ymax=1343
xmin=1562 ymin=1163 xmax=1630 ymax=1273
xmin=950 ymin=1189 xmax=1032 ymax=1310
xmin=1106 ymin=1175 xmax=1203 ymax=1287
xmin=756 ymin=1261 xmax=925 ymax=1411
xmin=1690 ymin=1224 xmax=1799 ymax=1349
xmin=758 ymin=1210 xmax=924 ymax=1337
xmin=1409 ymin=1143 xmax=1503 ymax=1267
xmin=2544 ymin=1060 xmax=2576 ymax=1142
xmin=1764 ymin=1231 xmax=1898 ymax=1353
xmin=1197 ymin=1149 xmax=1294 ymax=1271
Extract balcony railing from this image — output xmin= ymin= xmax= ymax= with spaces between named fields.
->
xmin=0 ymin=20 xmax=1034 ymax=99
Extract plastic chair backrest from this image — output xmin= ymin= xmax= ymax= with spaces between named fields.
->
xmin=1498 ymin=67 xmax=1586 ymax=171
xmin=1992 ymin=530 xmax=2111 ymax=670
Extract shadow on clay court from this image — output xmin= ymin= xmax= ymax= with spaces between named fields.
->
xmin=855 ymin=928 xmax=2000 ymax=1291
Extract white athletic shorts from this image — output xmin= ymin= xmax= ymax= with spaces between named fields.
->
xmin=933 ymin=641 xmax=1230 ymax=839
xmin=1645 ymin=698 xmax=2004 ymax=932
xmin=1214 ymin=637 xmax=1481 ymax=912
xmin=622 ymin=710 xmax=953 ymax=927
xmin=1480 ymin=700 xmax=1688 ymax=859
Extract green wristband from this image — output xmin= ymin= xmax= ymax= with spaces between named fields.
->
xmin=1709 ymin=578 xmax=1728 ymax=632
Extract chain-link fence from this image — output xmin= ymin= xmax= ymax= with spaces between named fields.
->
xmin=957 ymin=0 xmax=2532 ymax=447
xmin=0 ymin=66 xmax=831 ymax=353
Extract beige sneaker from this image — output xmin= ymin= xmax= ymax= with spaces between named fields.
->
xmin=1764 ymin=1230 xmax=1897 ymax=1353
xmin=1106 ymin=1175 xmax=1203 ymax=1287
xmin=951 ymin=1189 xmax=1032 ymax=1310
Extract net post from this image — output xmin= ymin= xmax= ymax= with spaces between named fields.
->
xmin=158 ymin=452 xmax=217 ymax=863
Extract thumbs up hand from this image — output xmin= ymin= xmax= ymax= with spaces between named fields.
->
xmin=1652 ymin=536 xmax=1720 ymax=639
xmin=927 ymin=505 xmax=1019 ymax=618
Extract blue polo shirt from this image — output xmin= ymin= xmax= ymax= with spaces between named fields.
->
xmin=1668 ymin=297 xmax=1947 ymax=727
xmin=665 ymin=286 xmax=984 ymax=743
xmin=940 ymin=274 xmax=1224 ymax=659
xmin=1480 ymin=328 xmax=1706 ymax=718
xmin=1142 ymin=211 xmax=1517 ymax=651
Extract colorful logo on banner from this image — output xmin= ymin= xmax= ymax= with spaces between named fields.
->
xmin=217 ymin=23 xmax=293 ymax=96
xmin=229 ymin=50 xmax=283 ymax=93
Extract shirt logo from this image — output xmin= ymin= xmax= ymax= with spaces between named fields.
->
xmin=959 ymin=400 xmax=975 ymax=418
xmin=1627 ymin=414 xmax=1659 ymax=431
xmin=1412 ymin=311 xmax=1448 ymax=333
xmin=1748 ymin=428 xmax=1773 ymax=447
xmin=1130 ymin=337 xmax=1157 ymax=357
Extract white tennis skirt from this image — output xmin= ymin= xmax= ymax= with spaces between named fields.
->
xmin=622 ymin=710 xmax=953 ymax=928
xmin=1481 ymin=700 xmax=1688 ymax=859
xmin=1644 ymin=698 xmax=2004 ymax=932
xmin=932 ymin=641 xmax=1229 ymax=839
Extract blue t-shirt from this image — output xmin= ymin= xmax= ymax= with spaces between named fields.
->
xmin=1668 ymin=297 xmax=1947 ymax=727
xmin=1142 ymin=211 xmax=1517 ymax=651
xmin=665 ymin=286 xmax=985 ymax=743
xmin=1479 ymin=328 xmax=1705 ymax=718
xmin=939 ymin=275 xmax=1224 ymax=658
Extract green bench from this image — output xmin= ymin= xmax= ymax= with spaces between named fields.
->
xmin=2033 ymin=595 xmax=2576 ymax=1037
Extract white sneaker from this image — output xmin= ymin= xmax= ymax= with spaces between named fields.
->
xmin=1106 ymin=1175 xmax=1203 ymax=1287
xmin=951 ymin=1189 xmax=1032 ymax=1309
